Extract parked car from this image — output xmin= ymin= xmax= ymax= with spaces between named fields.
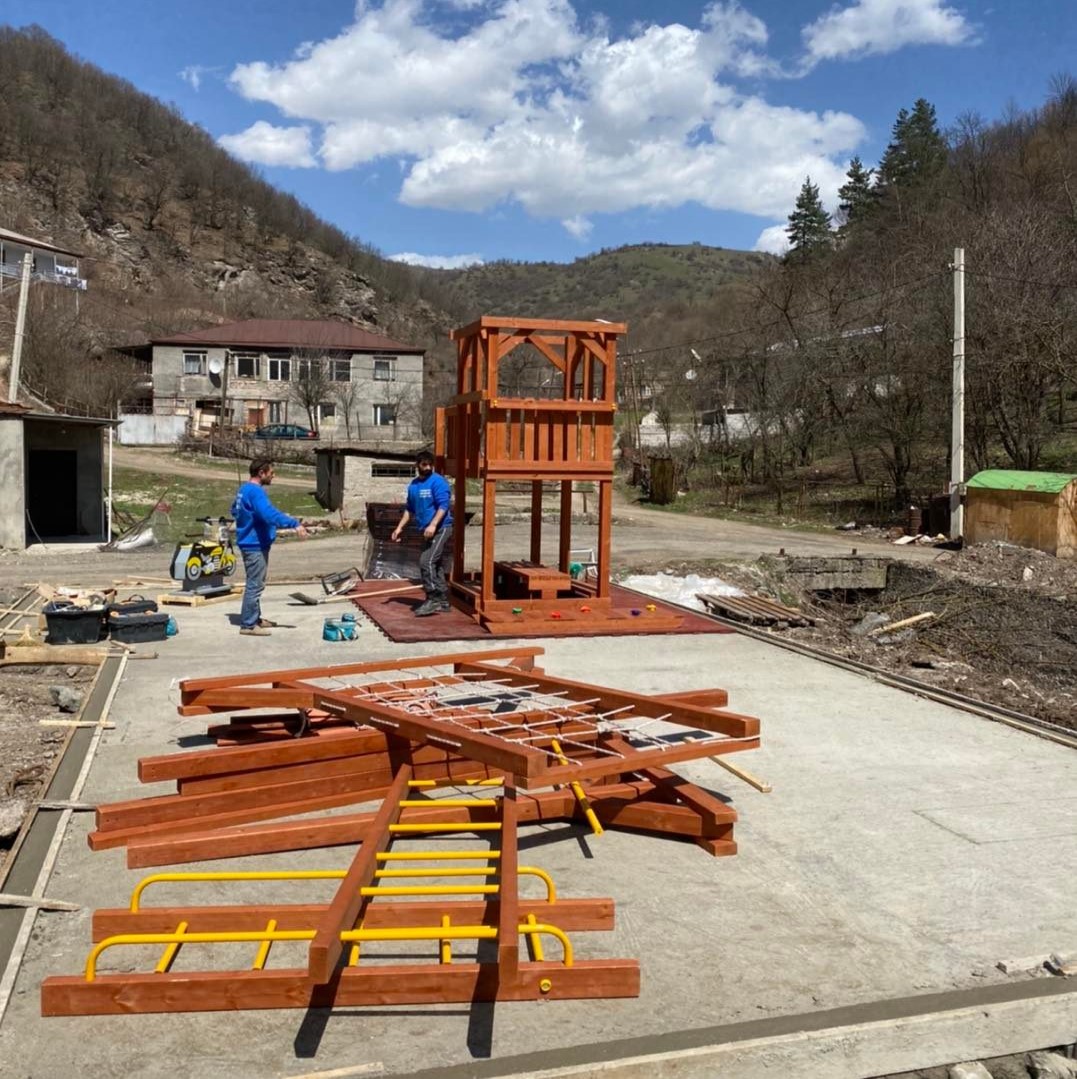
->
xmin=253 ymin=423 xmax=318 ymax=440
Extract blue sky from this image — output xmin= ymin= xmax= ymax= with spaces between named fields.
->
xmin=4 ymin=1 xmax=1074 ymax=265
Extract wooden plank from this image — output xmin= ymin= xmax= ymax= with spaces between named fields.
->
xmin=307 ymin=762 xmax=413 ymax=984
xmin=497 ymin=782 xmax=519 ymax=984
xmin=96 ymin=768 xmax=394 ymax=832
xmin=92 ymin=897 xmax=616 ymax=939
xmin=138 ymin=728 xmax=385 ymax=783
xmin=125 ymin=781 xmax=655 ymax=867
xmin=41 ymin=959 xmax=640 ymax=1016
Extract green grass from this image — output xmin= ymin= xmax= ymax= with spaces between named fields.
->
xmin=110 ymin=466 xmax=323 ymax=546
xmin=176 ymin=452 xmax=315 ymax=481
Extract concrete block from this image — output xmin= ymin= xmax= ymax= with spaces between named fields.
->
xmin=950 ymin=1063 xmax=994 ymax=1079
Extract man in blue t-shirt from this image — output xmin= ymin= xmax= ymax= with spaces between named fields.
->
xmin=391 ymin=449 xmax=454 ymax=616
xmin=231 ymin=458 xmax=307 ymax=636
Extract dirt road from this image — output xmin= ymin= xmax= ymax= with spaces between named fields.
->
xmin=112 ymin=446 xmax=313 ymax=490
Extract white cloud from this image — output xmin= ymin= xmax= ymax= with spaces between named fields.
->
xmin=217 ymin=121 xmax=318 ymax=168
xmin=753 ymin=224 xmax=789 ymax=255
xmin=389 ymin=251 xmax=485 ymax=268
xmin=179 ymin=65 xmax=206 ymax=91
xmin=224 ymin=0 xmax=879 ymax=224
xmin=802 ymin=0 xmax=974 ymax=63
xmin=561 ymin=215 xmax=592 ymax=239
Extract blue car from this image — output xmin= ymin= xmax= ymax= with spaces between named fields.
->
xmin=253 ymin=423 xmax=318 ymax=440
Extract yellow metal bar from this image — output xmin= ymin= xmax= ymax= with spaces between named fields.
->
xmin=398 ymin=799 xmax=497 ymax=807
xmin=129 ymin=860 xmax=547 ymax=911
xmin=521 ymin=923 xmax=573 ymax=967
xmin=375 ymin=867 xmax=498 ymax=879
xmin=524 ymin=913 xmax=544 ymax=962
xmin=373 ymin=867 xmax=552 ymax=898
xmin=86 ymin=922 xmax=574 ymax=981
xmin=360 ymin=884 xmax=499 ymax=897
xmin=389 ymin=822 xmax=502 ymax=833
xmin=154 ymin=919 xmax=187 ymax=973
xmin=407 ymin=778 xmax=503 ymax=788
xmin=130 ymin=870 xmax=343 ymax=912
xmin=440 ymin=915 xmax=452 ymax=965
xmin=252 ymin=919 xmax=277 ymax=970
xmin=376 ymin=850 xmax=501 ymax=861
xmin=348 ymin=941 xmax=361 ymax=966
xmin=550 ymin=738 xmax=604 ymax=837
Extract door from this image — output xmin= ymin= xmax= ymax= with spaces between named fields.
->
xmin=27 ymin=449 xmax=78 ymax=538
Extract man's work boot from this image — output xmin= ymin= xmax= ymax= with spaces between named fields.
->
xmin=239 ymin=626 xmax=271 ymax=636
xmin=414 ymin=598 xmax=440 ymax=617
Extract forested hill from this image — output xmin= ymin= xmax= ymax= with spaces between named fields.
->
xmin=427 ymin=244 xmax=772 ymax=326
xmin=0 ymin=25 xmax=459 ymax=412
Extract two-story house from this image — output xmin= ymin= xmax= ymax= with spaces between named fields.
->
xmin=128 ymin=319 xmax=425 ymax=443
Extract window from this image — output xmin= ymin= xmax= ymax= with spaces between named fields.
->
xmin=372 ymin=462 xmax=414 ymax=478
xmin=234 ymin=352 xmax=259 ymax=378
xmin=296 ymin=359 xmax=315 ymax=380
xmin=372 ymin=403 xmax=396 ymax=426
xmin=319 ymin=402 xmax=336 ymax=419
xmin=183 ymin=350 xmax=207 ymax=375
xmin=331 ymin=359 xmax=351 ymax=382
xmin=373 ymin=355 xmax=396 ymax=381
xmin=268 ymin=358 xmax=291 ymax=381
xmin=269 ymin=402 xmax=284 ymax=423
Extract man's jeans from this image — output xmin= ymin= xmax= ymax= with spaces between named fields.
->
xmin=419 ymin=523 xmax=453 ymax=600
xmin=239 ymin=547 xmax=269 ymax=629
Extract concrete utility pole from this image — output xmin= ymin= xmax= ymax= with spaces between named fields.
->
xmin=950 ymin=247 xmax=966 ymax=541
xmin=7 ymin=252 xmax=32 ymax=402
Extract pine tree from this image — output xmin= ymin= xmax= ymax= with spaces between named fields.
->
xmin=785 ymin=177 xmax=832 ymax=259
xmin=837 ymin=156 xmax=875 ymax=227
xmin=876 ymin=98 xmax=947 ymax=191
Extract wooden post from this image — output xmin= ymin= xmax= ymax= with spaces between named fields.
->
xmin=559 ymin=481 xmax=573 ymax=573
xmin=530 ymin=482 xmax=543 ymax=564
xmin=596 ymin=480 xmax=611 ymax=599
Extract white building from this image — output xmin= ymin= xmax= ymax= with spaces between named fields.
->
xmin=123 ymin=318 xmax=425 ymax=443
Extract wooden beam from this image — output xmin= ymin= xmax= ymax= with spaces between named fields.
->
xmin=92 ymin=897 xmax=616 ymax=939
xmin=307 ymin=761 xmax=413 ymax=984
xmin=41 ymin=959 xmax=640 ymax=1015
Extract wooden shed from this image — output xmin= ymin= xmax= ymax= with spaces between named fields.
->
xmin=965 ymin=470 xmax=1077 ymax=559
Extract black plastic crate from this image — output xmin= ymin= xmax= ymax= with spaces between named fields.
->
xmin=109 ymin=612 xmax=170 ymax=644
xmin=43 ymin=602 xmax=106 ymax=645
xmin=108 ymin=596 xmax=159 ymax=617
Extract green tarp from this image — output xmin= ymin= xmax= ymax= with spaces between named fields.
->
xmin=967 ymin=470 xmax=1077 ymax=494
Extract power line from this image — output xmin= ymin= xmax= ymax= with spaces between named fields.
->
xmin=622 ymin=269 xmax=949 ymax=360
xmin=961 ymin=268 xmax=1077 ymax=291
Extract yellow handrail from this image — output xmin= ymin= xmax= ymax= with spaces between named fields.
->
xmin=130 ymin=864 xmax=555 ymax=910
xmin=85 ymin=922 xmax=573 ymax=981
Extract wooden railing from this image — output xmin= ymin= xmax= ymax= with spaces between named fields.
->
xmin=438 ymin=399 xmax=614 ymax=480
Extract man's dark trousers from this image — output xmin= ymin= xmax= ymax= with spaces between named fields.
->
xmin=419 ymin=523 xmax=453 ymax=603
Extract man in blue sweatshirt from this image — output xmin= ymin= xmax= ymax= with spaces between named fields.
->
xmin=391 ymin=449 xmax=453 ymax=616
xmin=232 ymin=459 xmax=307 ymax=636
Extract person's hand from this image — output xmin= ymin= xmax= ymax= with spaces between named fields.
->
xmin=423 ymin=524 xmax=436 ymax=540
xmin=296 ymin=525 xmax=309 ymax=539
xmin=391 ymin=528 xmax=402 ymax=543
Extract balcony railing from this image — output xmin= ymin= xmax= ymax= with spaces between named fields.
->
xmin=0 ymin=262 xmax=87 ymax=290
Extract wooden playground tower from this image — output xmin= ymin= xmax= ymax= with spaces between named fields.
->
xmin=435 ymin=316 xmax=681 ymax=635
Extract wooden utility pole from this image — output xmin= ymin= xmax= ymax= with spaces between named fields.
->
xmin=7 ymin=253 xmax=32 ymax=402
xmin=950 ymin=248 xmax=965 ymax=541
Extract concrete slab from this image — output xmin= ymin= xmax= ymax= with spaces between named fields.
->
xmin=2 ymin=585 xmax=1075 ymax=1078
